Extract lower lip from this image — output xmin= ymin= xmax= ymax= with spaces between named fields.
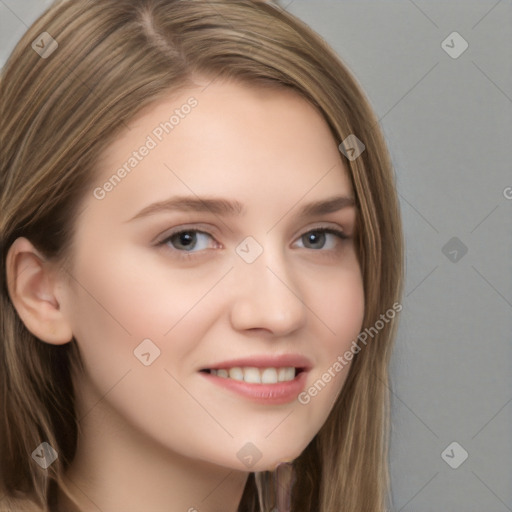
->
xmin=199 ymin=370 xmax=308 ymax=405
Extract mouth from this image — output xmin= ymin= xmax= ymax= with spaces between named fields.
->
xmin=198 ymin=365 xmax=309 ymax=405
xmin=198 ymin=354 xmax=312 ymax=404
xmin=199 ymin=366 xmax=306 ymax=384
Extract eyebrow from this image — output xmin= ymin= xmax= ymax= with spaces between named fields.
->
xmin=127 ymin=194 xmax=355 ymax=222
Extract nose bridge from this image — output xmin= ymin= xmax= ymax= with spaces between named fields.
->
xmin=229 ymin=240 xmax=307 ymax=334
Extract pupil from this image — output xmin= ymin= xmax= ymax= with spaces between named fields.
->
xmin=175 ymin=232 xmax=196 ymax=249
xmin=306 ymin=231 xmax=325 ymax=248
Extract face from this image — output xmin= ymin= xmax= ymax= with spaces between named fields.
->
xmin=60 ymin=78 xmax=365 ymax=472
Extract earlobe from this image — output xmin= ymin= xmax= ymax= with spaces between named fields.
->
xmin=6 ymin=237 xmax=73 ymax=345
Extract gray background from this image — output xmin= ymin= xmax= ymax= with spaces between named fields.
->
xmin=1 ymin=1 xmax=511 ymax=511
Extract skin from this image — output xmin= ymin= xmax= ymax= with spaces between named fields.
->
xmin=7 ymin=77 xmax=365 ymax=512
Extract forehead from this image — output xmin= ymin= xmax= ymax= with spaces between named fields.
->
xmin=89 ymin=79 xmax=353 ymax=220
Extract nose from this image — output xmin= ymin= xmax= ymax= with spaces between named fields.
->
xmin=229 ymin=247 xmax=307 ymax=336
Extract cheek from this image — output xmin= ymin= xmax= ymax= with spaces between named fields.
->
xmin=307 ymin=261 xmax=365 ymax=354
xmin=64 ymin=247 xmax=228 ymax=412
xmin=297 ymin=261 xmax=364 ymax=405
xmin=64 ymin=261 xmax=226 ymax=455
xmin=67 ymin=243 xmax=227 ymax=344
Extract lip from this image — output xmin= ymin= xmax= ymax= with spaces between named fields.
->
xmin=199 ymin=369 xmax=309 ymax=405
xmin=199 ymin=354 xmax=313 ymax=372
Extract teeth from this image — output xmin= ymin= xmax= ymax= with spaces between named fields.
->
xmin=209 ymin=366 xmax=297 ymax=383
xmin=261 ymin=368 xmax=278 ymax=384
xmin=278 ymin=367 xmax=295 ymax=382
xmin=228 ymin=367 xmax=244 ymax=381
xmin=243 ymin=367 xmax=261 ymax=384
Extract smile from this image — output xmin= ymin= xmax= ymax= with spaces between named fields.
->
xmin=199 ymin=367 xmax=309 ymax=405
xmin=200 ymin=366 xmax=301 ymax=384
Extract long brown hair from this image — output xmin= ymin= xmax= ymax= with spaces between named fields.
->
xmin=0 ymin=1 xmax=403 ymax=510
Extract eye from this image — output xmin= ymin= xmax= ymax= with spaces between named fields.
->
xmin=159 ymin=229 xmax=217 ymax=252
xmin=294 ymin=228 xmax=348 ymax=250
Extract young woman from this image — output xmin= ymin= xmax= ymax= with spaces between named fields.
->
xmin=0 ymin=1 xmax=403 ymax=510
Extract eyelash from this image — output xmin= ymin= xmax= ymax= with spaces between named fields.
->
xmin=156 ymin=226 xmax=349 ymax=260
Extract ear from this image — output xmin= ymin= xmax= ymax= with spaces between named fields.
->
xmin=6 ymin=237 xmax=73 ymax=345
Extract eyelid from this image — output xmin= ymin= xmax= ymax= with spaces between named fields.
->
xmin=292 ymin=226 xmax=349 ymax=248
xmin=154 ymin=222 xmax=350 ymax=259
xmin=155 ymin=223 xmax=348 ymax=242
xmin=294 ymin=223 xmax=350 ymax=241
xmin=154 ymin=223 xmax=221 ymax=245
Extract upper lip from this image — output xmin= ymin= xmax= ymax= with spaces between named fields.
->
xmin=200 ymin=354 xmax=313 ymax=371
